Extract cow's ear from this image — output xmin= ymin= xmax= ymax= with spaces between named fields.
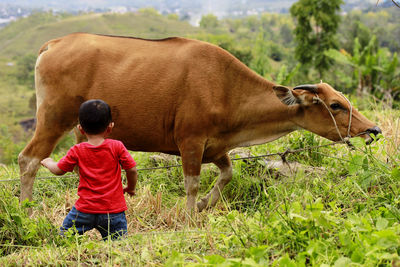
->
xmin=272 ymin=85 xmax=301 ymax=106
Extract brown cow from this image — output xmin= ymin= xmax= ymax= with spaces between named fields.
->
xmin=19 ymin=33 xmax=381 ymax=212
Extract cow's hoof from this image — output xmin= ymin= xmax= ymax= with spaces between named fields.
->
xmin=196 ymin=198 xmax=209 ymax=212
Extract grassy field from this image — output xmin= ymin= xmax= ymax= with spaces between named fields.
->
xmin=0 ymin=99 xmax=399 ymax=266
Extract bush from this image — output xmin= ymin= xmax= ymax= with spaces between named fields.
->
xmin=0 ymin=124 xmax=27 ymax=164
xmin=0 ymin=186 xmax=58 ymax=256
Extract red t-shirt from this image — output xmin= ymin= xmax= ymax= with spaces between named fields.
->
xmin=57 ymin=139 xmax=136 ymax=213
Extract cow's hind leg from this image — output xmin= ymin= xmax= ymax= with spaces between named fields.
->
xmin=179 ymin=139 xmax=205 ymax=214
xmin=197 ymin=154 xmax=232 ymax=212
xmin=19 ymin=106 xmax=77 ymax=204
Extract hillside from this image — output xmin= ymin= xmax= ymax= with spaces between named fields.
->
xmin=0 ymin=11 xmax=199 ymax=59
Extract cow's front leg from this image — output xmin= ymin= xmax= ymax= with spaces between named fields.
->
xmin=184 ymin=174 xmax=200 ymax=212
xmin=179 ymin=139 xmax=204 ymax=213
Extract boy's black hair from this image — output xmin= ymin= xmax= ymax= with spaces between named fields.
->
xmin=79 ymin=99 xmax=112 ymax=134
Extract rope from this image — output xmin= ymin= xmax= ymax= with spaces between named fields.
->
xmin=0 ymin=140 xmax=347 ymax=183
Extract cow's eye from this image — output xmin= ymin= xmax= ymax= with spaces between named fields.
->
xmin=330 ymin=103 xmax=342 ymax=110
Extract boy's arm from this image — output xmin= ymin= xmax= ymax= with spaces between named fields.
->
xmin=123 ymin=167 xmax=138 ymax=196
xmin=41 ymin=158 xmax=66 ymax=176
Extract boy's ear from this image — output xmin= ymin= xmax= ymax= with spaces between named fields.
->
xmin=77 ymin=124 xmax=85 ymax=135
xmin=105 ymin=122 xmax=114 ymax=134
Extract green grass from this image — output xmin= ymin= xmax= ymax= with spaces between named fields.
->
xmin=0 ymin=103 xmax=399 ymax=266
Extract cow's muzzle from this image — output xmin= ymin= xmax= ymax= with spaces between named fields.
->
xmin=365 ymin=126 xmax=382 ymax=144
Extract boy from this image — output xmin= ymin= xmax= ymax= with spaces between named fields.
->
xmin=41 ymin=99 xmax=138 ymax=240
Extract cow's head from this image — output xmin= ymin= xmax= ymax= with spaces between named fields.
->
xmin=273 ymin=82 xmax=381 ymax=143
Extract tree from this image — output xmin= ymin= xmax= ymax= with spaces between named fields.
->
xmin=199 ymin=14 xmax=219 ymax=30
xmin=290 ymin=0 xmax=343 ymax=78
xmin=250 ymin=30 xmax=271 ymax=78
xmin=339 ymin=12 xmax=372 ymax=53
xmin=16 ymin=54 xmax=36 ymax=90
xmin=193 ymin=33 xmax=253 ymax=66
xmin=325 ymin=35 xmax=400 ymax=106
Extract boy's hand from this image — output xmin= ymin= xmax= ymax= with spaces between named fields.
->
xmin=41 ymin=157 xmax=54 ymax=167
xmin=123 ymin=187 xmax=136 ymax=196
xmin=41 ymin=157 xmax=66 ymax=175
xmin=124 ymin=167 xmax=137 ymax=197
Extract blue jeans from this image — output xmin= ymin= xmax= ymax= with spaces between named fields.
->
xmin=61 ymin=206 xmax=127 ymax=240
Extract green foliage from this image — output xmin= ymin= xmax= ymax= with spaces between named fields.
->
xmin=0 ymin=124 xmax=27 ymax=164
xmin=290 ymin=0 xmax=343 ymax=78
xmin=137 ymin=7 xmax=161 ymax=16
xmin=325 ymin=36 xmax=400 ymax=104
xmin=192 ymin=33 xmax=253 ymax=66
xmin=275 ymin=63 xmax=301 ymax=85
xmin=167 ymin=13 xmax=179 ymax=21
xmin=339 ymin=14 xmax=373 ymax=53
xmin=0 ymin=186 xmax=58 ymax=256
xmin=16 ymin=54 xmax=36 ymax=90
xmin=340 ymin=9 xmax=400 ymax=54
xmin=199 ymin=14 xmax=219 ymax=30
xmin=250 ymin=30 xmax=271 ymax=78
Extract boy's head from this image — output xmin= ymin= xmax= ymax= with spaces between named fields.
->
xmin=79 ymin=99 xmax=112 ymax=135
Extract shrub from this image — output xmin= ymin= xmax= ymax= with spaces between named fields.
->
xmin=0 ymin=186 xmax=58 ymax=256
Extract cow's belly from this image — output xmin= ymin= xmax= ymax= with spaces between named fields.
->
xmin=108 ymin=115 xmax=179 ymax=154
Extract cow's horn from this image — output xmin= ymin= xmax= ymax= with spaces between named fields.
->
xmin=293 ymin=84 xmax=318 ymax=93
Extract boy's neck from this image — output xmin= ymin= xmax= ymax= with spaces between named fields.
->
xmin=86 ymin=134 xmax=106 ymax=146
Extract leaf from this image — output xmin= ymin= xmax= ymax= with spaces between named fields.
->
xmin=278 ymin=255 xmax=297 ymax=267
xmin=350 ymin=137 xmax=367 ymax=148
xmin=205 ymin=255 xmax=226 ymax=264
xmin=391 ymin=168 xmax=400 ymax=181
xmin=324 ymin=49 xmax=355 ymax=66
xmin=289 ymin=213 xmax=307 ymax=221
xmin=351 ymin=248 xmax=364 ymax=263
xmin=21 ymin=199 xmax=37 ymax=208
xmin=165 ymin=251 xmax=184 ymax=267
xmin=11 ymin=213 xmax=22 ymax=227
xmin=85 ymin=241 xmax=96 ymax=250
xmin=373 ymin=230 xmax=398 ymax=249
xmin=334 ymin=257 xmax=352 ymax=267
xmin=348 ymin=155 xmax=364 ymax=175
xmin=376 ymin=217 xmax=389 ymax=231
xmin=372 ymin=66 xmax=385 ymax=72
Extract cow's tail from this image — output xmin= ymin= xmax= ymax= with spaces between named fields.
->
xmin=38 ymin=38 xmax=61 ymax=55
xmin=35 ymin=38 xmax=61 ymax=109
